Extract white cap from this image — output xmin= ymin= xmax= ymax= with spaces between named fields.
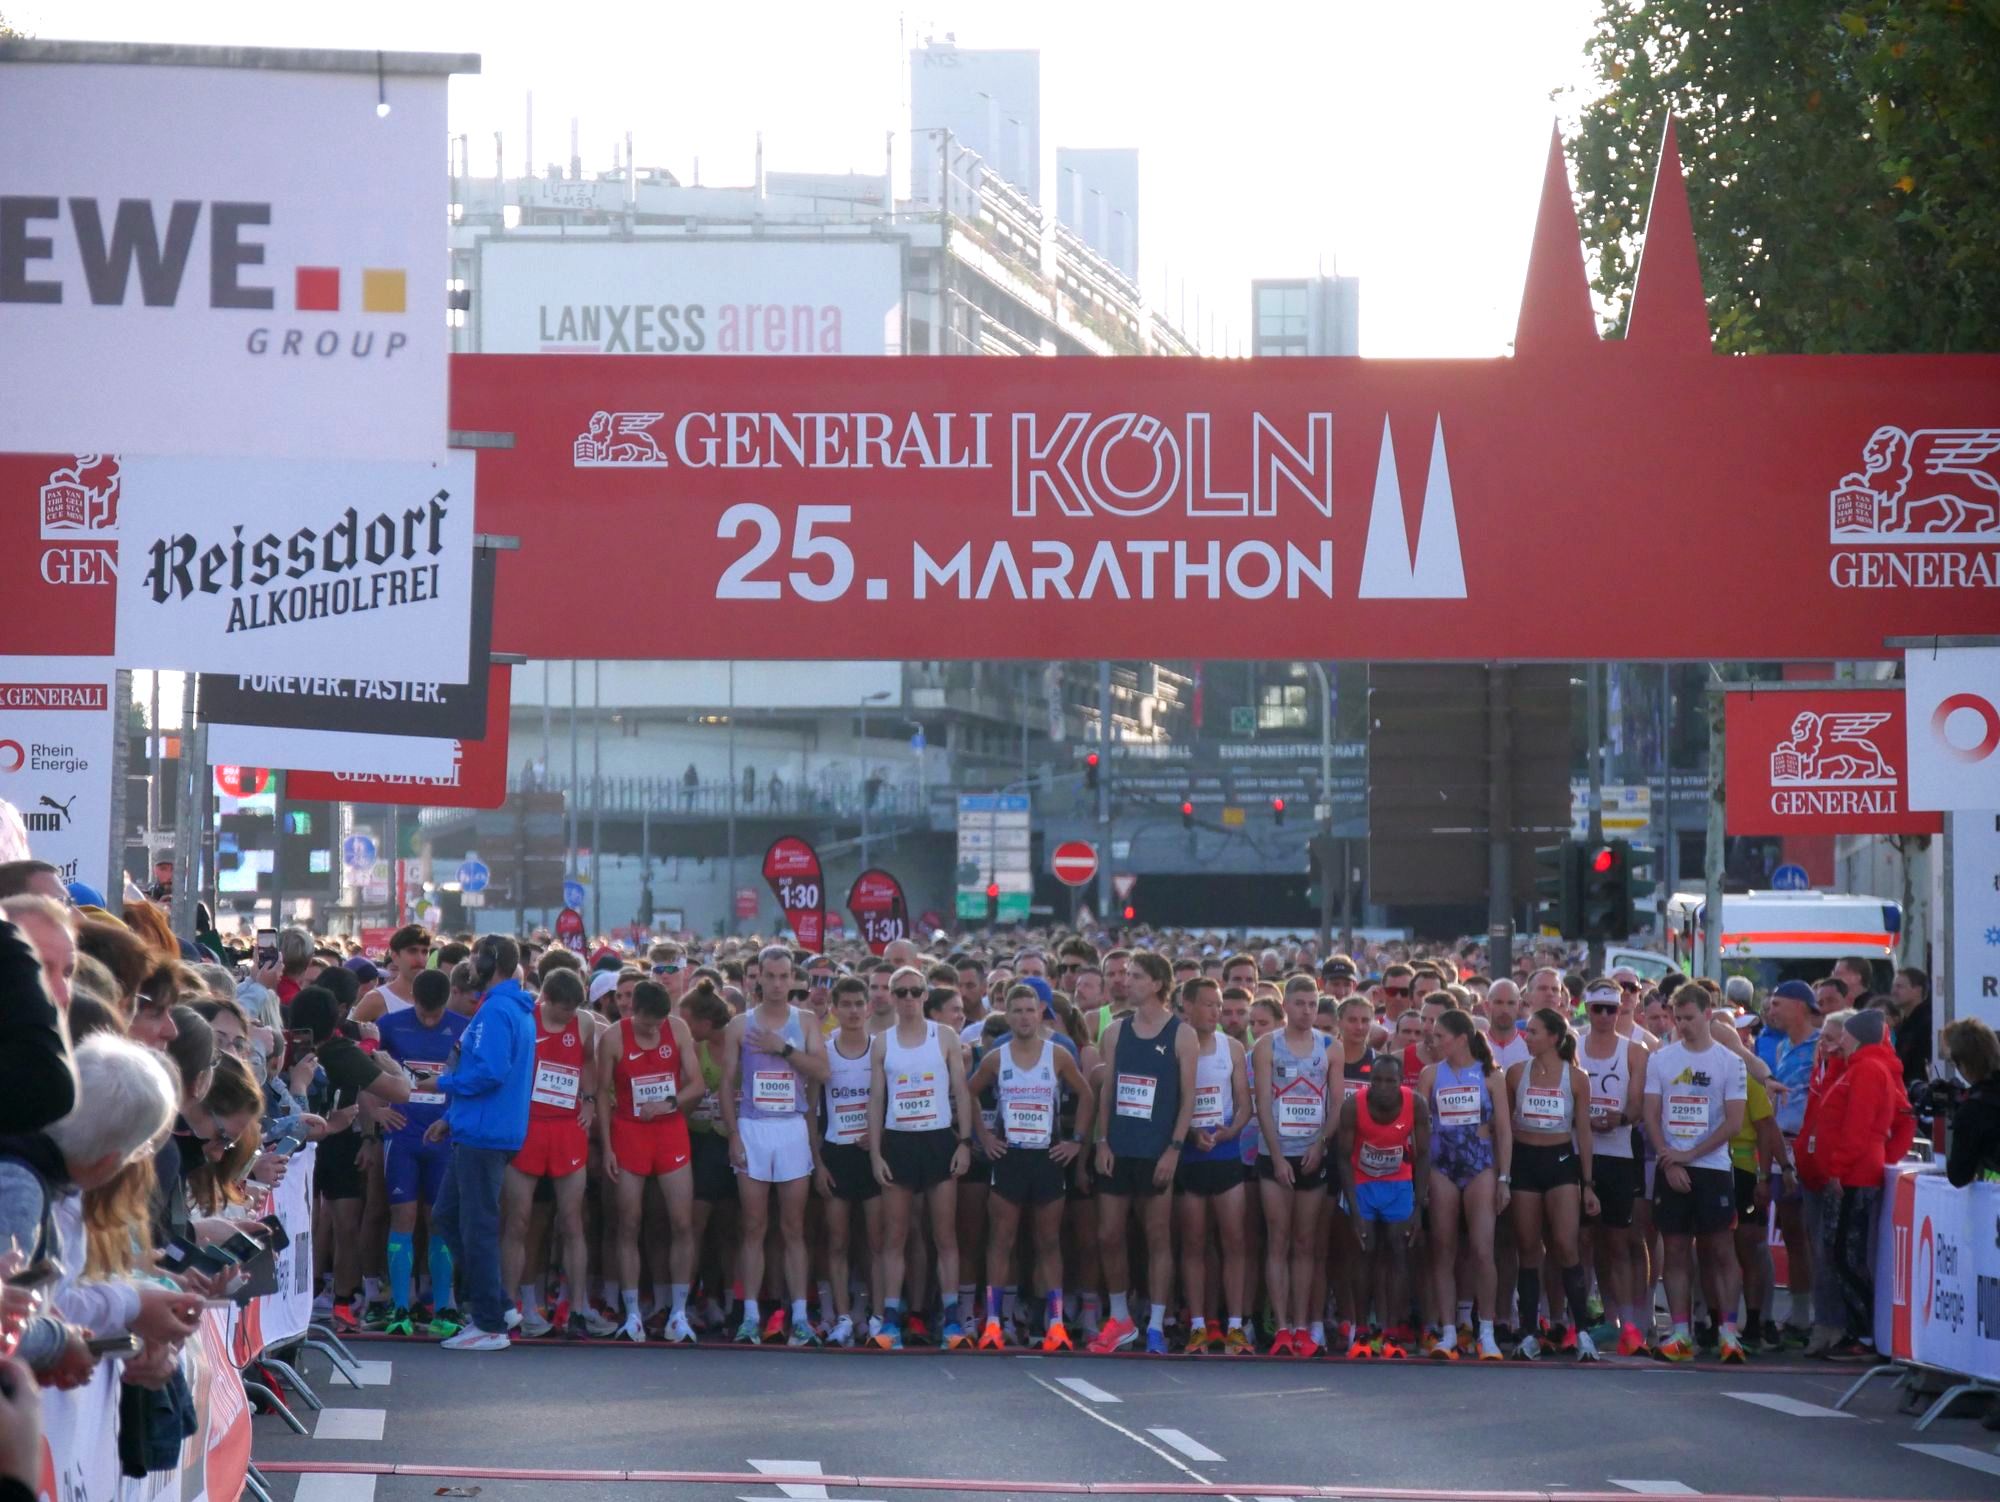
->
xmin=589 ymin=970 xmax=622 ymax=1004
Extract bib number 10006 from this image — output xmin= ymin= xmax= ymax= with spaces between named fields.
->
xmin=717 ymin=505 xmax=855 ymax=601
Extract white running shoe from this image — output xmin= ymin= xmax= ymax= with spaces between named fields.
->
xmin=440 ymin=1325 xmax=510 ymax=1352
xmin=616 ymin=1314 xmax=646 ymax=1344
xmin=583 ymin=1306 xmax=619 ymax=1338
xmin=828 ymin=1315 xmax=855 ymax=1348
xmin=867 ymin=1314 xmax=883 ymax=1342
xmin=502 ymin=1307 xmax=522 ymax=1330
xmin=664 ymin=1311 xmax=697 ymax=1345
xmin=1513 ymin=1334 xmax=1542 ymax=1361
xmin=519 ymin=1308 xmax=554 ymax=1339
xmin=1576 ymin=1331 xmax=1600 ymax=1363
xmin=1477 ymin=1328 xmax=1504 ymax=1362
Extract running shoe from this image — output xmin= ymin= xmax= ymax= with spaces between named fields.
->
xmin=977 ymin=1318 xmax=1007 ymax=1351
xmin=519 ymin=1308 xmax=554 ymax=1339
xmin=733 ymin=1315 xmax=763 ymax=1345
xmin=330 ymin=1302 xmax=359 ymax=1333
xmin=905 ymin=1314 xmax=933 ymax=1347
xmin=1145 ymin=1326 xmax=1170 ymax=1356
xmin=941 ymin=1320 xmax=969 ymax=1350
xmin=1586 ymin=1320 xmax=1620 ymax=1349
xmin=1512 ymin=1334 xmax=1542 ymax=1361
xmin=1549 ymin=1323 xmax=1576 ymax=1353
xmin=873 ymin=1318 xmax=902 ymax=1351
xmin=789 ymin=1317 xmax=819 ymax=1347
xmin=1617 ymin=1323 xmax=1650 ymax=1358
xmin=383 ymin=1307 xmax=414 ymax=1337
xmin=1292 ymin=1332 xmax=1321 ymax=1359
xmin=360 ymin=1300 xmax=396 ymax=1332
xmin=644 ymin=1309 xmax=670 ymax=1339
xmin=1087 ymin=1316 xmax=1138 ymax=1354
xmin=439 ymin=1325 xmax=510 ymax=1352
xmin=828 ymin=1315 xmax=856 ymax=1348
xmin=1379 ymin=1340 xmax=1409 ymax=1361
xmin=1654 ymin=1334 xmax=1695 ymax=1363
xmin=563 ymin=1314 xmax=590 ymax=1340
xmin=1718 ymin=1328 xmax=1747 ymax=1364
xmin=1427 ymin=1339 xmax=1458 ymax=1362
xmin=616 ymin=1314 xmax=645 ymax=1343
xmin=1333 ymin=1320 xmax=1357 ymax=1352
xmin=665 ymin=1311 xmax=698 ymax=1346
xmin=762 ymin=1309 xmax=787 ymax=1342
xmin=1268 ymin=1328 xmax=1296 ymax=1357
xmin=1824 ymin=1338 xmax=1880 ymax=1364
xmin=1189 ymin=1326 xmax=1220 ymax=1355
xmin=1345 ymin=1338 xmax=1376 ymax=1360
xmin=1759 ymin=1320 xmax=1786 ymax=1355
xmin=583 ymin=1306 xmax=619 ymax=1338
xmin=1457 ymin=1327 xmax=1478 ymax=1358
xmin=1042 ymin=1319 xmax=1074 ymax=1352
xmin=427 ymin=1308 xmax=464 ymax=1339
xmin=411 ymin=1301 xmax=435 ymax=1325
xmin=1477 ymin=1329 xmax=1504 ymax=1362
xmin=1576 ymin=1331 xmax=1601 ymax=1364
xmin=1223 ymin=1326 xmax=1254 ymax=1356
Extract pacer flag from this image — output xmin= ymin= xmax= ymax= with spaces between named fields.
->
xmin=762 ymin=836 xmax=825 ymax=954
xmin=1905 ymin=647 xmax=2000 ymax=811
xmin=0 ymin=40 xmax=466 ymax=461
xmin=0 ymin=657 xmax=117 ymax=895
xmin=1725 ymin=687 xmax=1940 ymax=836
xmin=115 ymin=452 xmax=476 ymax=680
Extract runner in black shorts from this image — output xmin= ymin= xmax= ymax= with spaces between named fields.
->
xmin=1172 ymin=978 xmax=1252 ymax=1353
xmin=812 ymin=977 xmax=881 ymax=1346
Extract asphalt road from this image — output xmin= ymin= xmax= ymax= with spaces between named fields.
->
xmin=247 ymin=1339 xmax=2000 ymax=1502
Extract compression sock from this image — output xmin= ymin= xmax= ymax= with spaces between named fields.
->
xmin=1517 ymin=1269 xmax=1541 ymax=1330
xmin=1561 ymin=1265 xmax=1592 ymax=1333
xmin=427 ymin=1239 xmax=455 ymax=1313
xmin=386 ymin=1233 xmax=414 ymax=1310
xmin=1109 ymin=1291 xmax=1130 ymax=1323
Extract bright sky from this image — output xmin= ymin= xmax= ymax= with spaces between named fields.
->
xmin=23 ymin=0 xmax=1604 ymax=357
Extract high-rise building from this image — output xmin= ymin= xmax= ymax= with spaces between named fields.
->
xmin=1055 ymin=147 xmax=1139 ymax=284
xmin=908 ymin=36 xmax=1040 ymax=204
xmin=1250 ymin=272 xmax=1360 ymax=356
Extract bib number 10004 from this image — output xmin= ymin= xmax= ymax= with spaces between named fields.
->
xmin=717 ymin=505 xmax=854 ymax=601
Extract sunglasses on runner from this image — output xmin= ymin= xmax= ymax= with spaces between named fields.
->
xmin=1588 ymin=1002 xmax=1620 ymax=1013
xmin=892 ymin=986 xmax=926 ymax=999
xmin=651 ymin=962 xmax=682 ymax=975
xmin=1384 ymin=986 xmax=1410 ymax=998
xmin=789 ymin=988 xmax=811 ymax=1002
xmin=1618 ymin=980 xmax=1640 ymax=992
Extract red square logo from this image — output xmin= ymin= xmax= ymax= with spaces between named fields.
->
xmin=294 ymin=267 xmax=340 ymax=311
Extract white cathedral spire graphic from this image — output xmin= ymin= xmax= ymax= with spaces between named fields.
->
xmin=1357 ymin=416 xmax=1466 ymax=599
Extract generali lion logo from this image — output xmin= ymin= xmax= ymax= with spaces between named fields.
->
xmin=1770 ymin=710 xmax=1894 ymax=787
xmin=573 ymin=411 xmax=666 ymax=468
xmin=39 ymin=454 xmax=120 ymax=540
xmin=1830 ymin=427 xmax=2000 ymax=540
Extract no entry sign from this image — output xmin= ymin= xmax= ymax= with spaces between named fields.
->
xmin=1051 ymin=841 xmax=1099 ymax=888
xmin=453 ymin=126 xmax=2000 ymax=666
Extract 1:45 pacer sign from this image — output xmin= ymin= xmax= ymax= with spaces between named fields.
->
xmin=453 ymin=128 xmax=1997 ymax=664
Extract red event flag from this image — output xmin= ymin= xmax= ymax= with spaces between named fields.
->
xmin=846 ymin=867 xmax=910 ymax=955
xmin=1724 ymin=686 xmax=1940 ymax=836
xmin=761 ymin=835 xmax=825 ymax=953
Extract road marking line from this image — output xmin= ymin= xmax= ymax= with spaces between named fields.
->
xmin=313 ymin=1408 xmax=387 ymax=1441
xmin=350 ymin=1359 xmax=394 ymax=1387
xmin=1149 ymin=1428 xmax=1226 ymax=1462
xmin=746 ymin=1458 xmax=864 ymax=1501
xmin=1609 ymin=1482 xmax=1702 ymax=1494
xmin=1055 ymin=1375 xmax=1121 ymax=1404
xmin=292 ymin=1475 xmax=377 ymax=1502
xmin=1026 ymin=1371 xmax=1247 ymax=1502
xmin=1902 ymin=1444 xmax=2000 ymax=1479
xmin=1721 ymin=1391 xmax=1854 ymax=1419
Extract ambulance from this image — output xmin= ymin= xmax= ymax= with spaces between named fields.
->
xmin=1663 ymin=889 xmax=1900 ymax=993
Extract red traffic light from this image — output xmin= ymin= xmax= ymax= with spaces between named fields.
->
xmin=1180 ymin=800 xmax=1194 ymax=817
xmin=1122 ymin=904 xmax=1136 ymax=921
xmin=1590 ymin=846 xmax=1615 ymax=874
xmin=985 ymin=882 xmax=1000 ymax=900
xmin=1272 ymin=797 xmax=1286 ymax=813
xmin=1086 ymin=751 xmax=1100 ymax=767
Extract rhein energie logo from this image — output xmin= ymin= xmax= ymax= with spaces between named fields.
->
xmin=1829 ymin=426 xmax=2000 ymax=589
xmin=142 ymin=490 xmax=452 ymax=635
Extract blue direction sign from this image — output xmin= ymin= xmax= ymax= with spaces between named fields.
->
xmin=457 ymin=859 xmax=490 ymax=894
xmin=341 ymin=834 xmax=377 ymax=871
xmin=1771 ymin=863 xmax=1811 ymax=892
xmin=563 ymin=878 xmax=588 ymax=910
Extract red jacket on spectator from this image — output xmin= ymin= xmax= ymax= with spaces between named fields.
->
xmin=1795 ymin=1051 xmax=1846 ymax=1193
xmin=1823 ymin=1040 xmax=1917 ymax=1190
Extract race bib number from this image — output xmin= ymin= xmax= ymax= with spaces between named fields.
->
xmin=406 ymin=1091 xmax=446 ymax=1107
xmin=1665 ymin=1092 xmax=1709 ymax=1141
xmin=1359 ymin=1141 xmax=1404 ymax=1177
xmin=1003 ymin=1096 xmax=1053 ymax=1148
xmin=890 ymin=1074 xmax=939 ymax=1129
xmin=691 ymin=1092 xmax=721 ymax=1126
xmin=1589 ymin=1090 xmax=1622 ymax=1117
xmin=1191 ymin=1083 xmax=1225 ymax=1130
xmin=1276 ymin=1083 xmax=1325 ymax=1134
xmin=1115 ymin=1073 xmax=1158 ymax=1119
xmin=1343 ymin=1076 xmax=1367 ymax=1099
xmin=1521 ymin=1089 xmax=1567 ymax=1132
xmin=829 ymin=1094 xmax=868 ymax=1145
xmin=1434 ymin=1085 xmax=1481 ymax=1129
xmin=531 ymin=1061 xmax=580 ymax=1110
xmin=752 ymin=1070 xmax=798 ymax=1113
xmin=631 ymin=1073 xmax=677 ymax=1110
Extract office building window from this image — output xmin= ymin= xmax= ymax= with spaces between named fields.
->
xmin=1258 ymin=681 xmax=1307 ymax=731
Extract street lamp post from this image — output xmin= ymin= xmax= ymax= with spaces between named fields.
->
xmin=858 ymin=690 xmax=891 ymax=870
xmin=1308 ymin=662 xmax=1336 ymax=954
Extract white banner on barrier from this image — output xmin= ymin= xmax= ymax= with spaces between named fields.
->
xmin=1877 ymin=1163 xmax=2000 ymax=1381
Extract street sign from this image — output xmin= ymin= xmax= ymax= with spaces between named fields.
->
xmin=341 ymin=834 xmax=377 ymax=871
xmin=460 ymin=891 xmax=485 ymax=908
xmin=1051 ymin=841 xmax=1098 ymax=888
xmin=457 ymin=859 xmax=490 ymax=894
xmin=734 ymin=886 xmax=760 ymax=920
xmin=1771 ymin=863 xmax=1811 ymax=892
xmin=563 ymin=878 xmax=587 ymax=910
xmin=1112 ymin=873 xmax=1137 ymax=901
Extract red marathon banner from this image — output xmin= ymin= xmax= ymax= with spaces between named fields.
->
xmin=762 ymin=835 xmax=825 ymax=953
xmin=285 ymin=665 xmax=512 ymax=809
xmin=451 ymin=133 xmax=2000 ymax=665
xmin=1725 ymin=686 xmax=1940 ymax=835
xmin=847 ymin=867 xmax=910 ymax=955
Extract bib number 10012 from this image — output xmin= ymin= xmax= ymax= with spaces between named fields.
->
xmin=718 ymin=504 xmax=854 ymax=601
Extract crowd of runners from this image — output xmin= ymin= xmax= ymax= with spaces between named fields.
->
xmin=4 ymin=850 xmax=1976 ymax=1406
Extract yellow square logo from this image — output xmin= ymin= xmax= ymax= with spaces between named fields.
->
xmin=361 ymin=268 xmax=406 ymax=314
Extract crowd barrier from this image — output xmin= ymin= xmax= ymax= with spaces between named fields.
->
xmin=38 ymin=1144 xmax=318 ymax=1502
xmin=1866 ymin=1160 xmax=2000 ymax=1420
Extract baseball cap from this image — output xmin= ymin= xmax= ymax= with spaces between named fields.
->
xmin=1771 ymin=979 xmax=1819 ymax=1010
xmin=1321 ymin=955 xmax=1358 ymax=980
xmin=65 ymin=881 xmax=105 ymax=908
xmin=589 ymin=970 xmax=622 ymax=1005
xmin=344 ymin=956 xmax=381 ymax=984
xmin=1019 ymin=974 xmax=1056 ymax=1016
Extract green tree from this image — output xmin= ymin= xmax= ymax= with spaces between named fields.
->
xmin=1568 ymin=0 xmax=2000 ymax=352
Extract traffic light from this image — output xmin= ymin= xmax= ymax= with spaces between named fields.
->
xmin=1625 ymin=844 xmax=1658 ymax=931
xmin=1580 ymin=840 xmax=1629 ymax=942
xmin=1122 ymin=903 xmax=1136 ymax=922
xmin=1085 ymin=751 xmax=1100 ymax=791
xmin=1271 ymin=796 xmax=1287 ymax=825
xmin=1180 ymin=798 xmax=1195 ymax=829
xmin=986 ymin=881 xmax=1000 ymax=925
xmin=1534 ymin=840 xmax=1584 ymax=938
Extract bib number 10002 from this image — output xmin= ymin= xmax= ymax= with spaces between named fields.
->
xmin=717 ymin=504 xmax=854 ymax=601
